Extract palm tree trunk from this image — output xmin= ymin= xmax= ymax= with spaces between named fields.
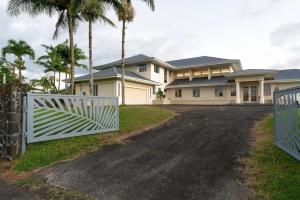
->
xmin=18 ymin=57 xmax=22 ymax=84
xmin=58 ymin=72 xmax=61 ymax=92
xmin=121 ymin=19 xmax=126 ymax=105
xmin=65 ymin=72 xmax=68 ymax=94
xmin=53 ymin=71 xmax=57 ymax=93
xmin=89 ymin=20 xmax=94 ymax=96
xmin=67 ymin=6 xmax=75 ymax=95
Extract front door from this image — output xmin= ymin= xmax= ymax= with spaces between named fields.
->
xmin=243 ymin=86 xmax=257 ymax=103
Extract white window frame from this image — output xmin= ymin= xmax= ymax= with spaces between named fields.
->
xmin=264 ymin=83 xmax=271 ymax=96
xmin=154 ymin=65 xmax=160 ymax=73
xmin=175 ymin=88 xmax=182 ymax=98
xmin=215 ymin=87 xmax=224 ymax=97
xmin=138 ymin=64 xmax=147 ymax=72
xmin=230 ymin=85 xmax=236 ymax=97
xmin=193 ymin=88 xmax=200 ymax=97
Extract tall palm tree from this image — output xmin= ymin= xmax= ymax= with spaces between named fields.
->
xmin=2 ymin=39 xmax=35 ymax=83
xmin=7 ymin=0 xmax=83 ymax=93
xmin=113 ymin=0 xmax=155 ymax=105
xmin=80 ymin=0 xmax=115 ymax=96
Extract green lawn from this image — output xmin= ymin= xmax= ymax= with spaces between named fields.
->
xmin=246 ymin=114 xmax=300 ymax=200
xmin=13 ymin=106 xmax=174 ymax=172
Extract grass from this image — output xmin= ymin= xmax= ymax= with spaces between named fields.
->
xmin=12 ymin=106 xmax=174 ymax=172
xmin=245 ymin=114 xmax=300 ymax=200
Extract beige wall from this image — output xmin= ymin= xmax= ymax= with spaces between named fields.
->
xmin=75 ymin=79 xmax=154 ymax=105
xmin=166 ymin=85 xmax=236 ymax=105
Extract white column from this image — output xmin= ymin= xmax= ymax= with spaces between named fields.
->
xmin=208 ymin=68 xmax=212 ymax=80
xmin=236 ymin=80 xmax=241 ymax=104
xmin=260 ymin=78 xmax=265 ymax=104
xmin=189 ymin=69 xmax=193 ymax=82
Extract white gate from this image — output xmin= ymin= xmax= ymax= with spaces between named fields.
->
xmin=22 ymin=93 xmax=119 ymax=152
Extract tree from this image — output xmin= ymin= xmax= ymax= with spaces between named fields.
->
xmin=36 ymin=45 xmax=65 ymax=92
xmin=113 ymin=0 xmax=155 ymax=105
xmin=7 ymin=0 xmax=83 ymax=93
xmin=80 ymin=0 xmax=115 ymax=96
xmin=2 ymin=39 xmax=35 ymax=84
xmin=30 ymin=76 xmax=53 ymax=93
xmin=0 ymin=57 xmax=16 ymax=84
xmin=36 ymin=41 xmax=87 ymax=94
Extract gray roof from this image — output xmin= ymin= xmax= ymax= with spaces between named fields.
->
xmin=74 ymin=67 xmax=155 ymax=84
xmin=168 ymin=76 xmax=230 ymax=87
xmin=225 ymin=69 xmax=278 ymax=78
xmin=274 ymin=69 xmax=300 ymax=80
xmin=94 ymin=54 xmax=241 ymax=70
xmin=167 ymin=56 xmax=240 ymax=69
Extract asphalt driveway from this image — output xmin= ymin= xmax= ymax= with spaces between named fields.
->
xmin=39 ymin=105 xmax=272 ymax=200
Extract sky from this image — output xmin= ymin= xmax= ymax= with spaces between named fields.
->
xmin=1 ymin=0 xmax=300 ymax=81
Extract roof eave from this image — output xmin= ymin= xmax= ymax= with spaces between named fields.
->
xmin=166 ymin=82 xmax=234 ymax=89
xmin=173 ymin=60 xmax=241 ymax=71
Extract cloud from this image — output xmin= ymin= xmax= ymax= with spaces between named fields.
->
xmin=270 ymin=21 xmax=300 ymax=47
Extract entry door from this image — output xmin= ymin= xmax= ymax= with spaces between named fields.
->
xmin=243 ymin=86 xmax=257 ymax=103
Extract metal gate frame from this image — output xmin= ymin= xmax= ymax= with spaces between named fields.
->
xmin=273 ymin=86 xmax=300 ymax=161
xmin=22 ymin=93 xmax=119 ymax=154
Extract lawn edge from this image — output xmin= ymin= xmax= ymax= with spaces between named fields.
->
xmin=242 ymin=114 xmax=273 ymax=200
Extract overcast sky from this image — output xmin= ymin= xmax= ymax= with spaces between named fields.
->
xmin=1 ymin=0 xmax=300 ymax=80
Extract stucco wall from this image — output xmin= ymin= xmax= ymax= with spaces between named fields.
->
xmin=166 ymin=85 xmax=236 ymax=105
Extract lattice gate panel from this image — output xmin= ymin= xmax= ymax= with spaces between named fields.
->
xmin=25 ymin=93 xmax=119 ymax=143
xmin=273 ymin=87 xmax=300 ymax=161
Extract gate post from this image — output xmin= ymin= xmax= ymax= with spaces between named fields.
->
xmin=0 ymin=84 xmax=27 ymax=159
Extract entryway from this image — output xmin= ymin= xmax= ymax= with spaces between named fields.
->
xmin=243 ymin=86 xmax=257 ymax=103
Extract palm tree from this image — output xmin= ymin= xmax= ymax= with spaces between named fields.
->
xmin=80 ymin=0 xmax=115 ymax=96
xmin=2 ymin=39 xmax=35 ymax=84
xmin=7 ymin=0 xmax=83 ymax=93
xmin=36 ymin=45 xmax=65 ymax=93
xmin=113 ymin=0 xmax=155 ymax=105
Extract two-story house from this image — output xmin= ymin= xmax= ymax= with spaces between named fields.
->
xmin=74 ymin=54 xmax=300 ymax=105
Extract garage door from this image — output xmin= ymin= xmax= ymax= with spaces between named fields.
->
xmin=125 ymin=86 xmax=148 ymax=105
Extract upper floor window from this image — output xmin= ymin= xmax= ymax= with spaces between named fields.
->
xmin=154 ymin=65 xmax=160 ymax=73
xmin=193 ymin=88 xmax=200 ymax=97
xmin=177 ymin=72 xmax=190 ymax=77
xmin=138 ymin=64 xmax=147 ymax=72
xmin=230 ymin=86 xmax=236 ymax=96
xmin=215 ymin=87 xmax=224 ymax=97
xmin=264 ymin=83 xmax=271 ymax=96
xmin=212 ymin=69 xmax=221 ymax=74
xmin=175 ymin=89 xmax=182 ymax=98
xmin=221 ymin=68 xmax=230 ymax=73
xmin=164 ymin=69 xmax=168 ymax=83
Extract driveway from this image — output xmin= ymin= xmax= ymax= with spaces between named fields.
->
xmin=39 ymin=105 xmax=272 ymax=200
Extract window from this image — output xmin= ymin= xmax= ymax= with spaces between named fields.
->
xmin=215 ymin=87 xmax=224 ymax=97
xmin=153 ymin=86 xmax=156 ymax=94
xmin=117 ymin=83 xmax=121 ymax=97
xmin=212 ymin=69 xmax=221 ymax=74
xmin=193 ymin=88 xmax=200 ymax=97
xmin=221 ymin=68 xmax=230 ymax=73
xmin=138 ymin=64 xmax=147 ymax=72
xmin=154 ymin=65 xmax=160 ymax=73
xmin=264 ymin=83 xmax=271 ymax=96
xmin=177 ymin=72 xmax=190 ymax=77
xmin=164 ymin=69 xmax=168 ymax=83
xmin=230 ymin=86 xmax=236 ymax=96
xmin=175 ymin=89 xmax=182 ymax=98
xmin=93 ymin=85 xmax=98 ymax=96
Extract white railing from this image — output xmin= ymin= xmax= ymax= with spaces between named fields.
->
xmin=23 ymin=93 xmax=119 ymax=150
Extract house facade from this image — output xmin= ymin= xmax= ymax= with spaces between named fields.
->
xmin=74 ymin=54 xmax=300 ymax=105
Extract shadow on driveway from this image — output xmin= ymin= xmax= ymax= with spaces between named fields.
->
xmin=39 ymin=105 xmax=272 ymax=200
